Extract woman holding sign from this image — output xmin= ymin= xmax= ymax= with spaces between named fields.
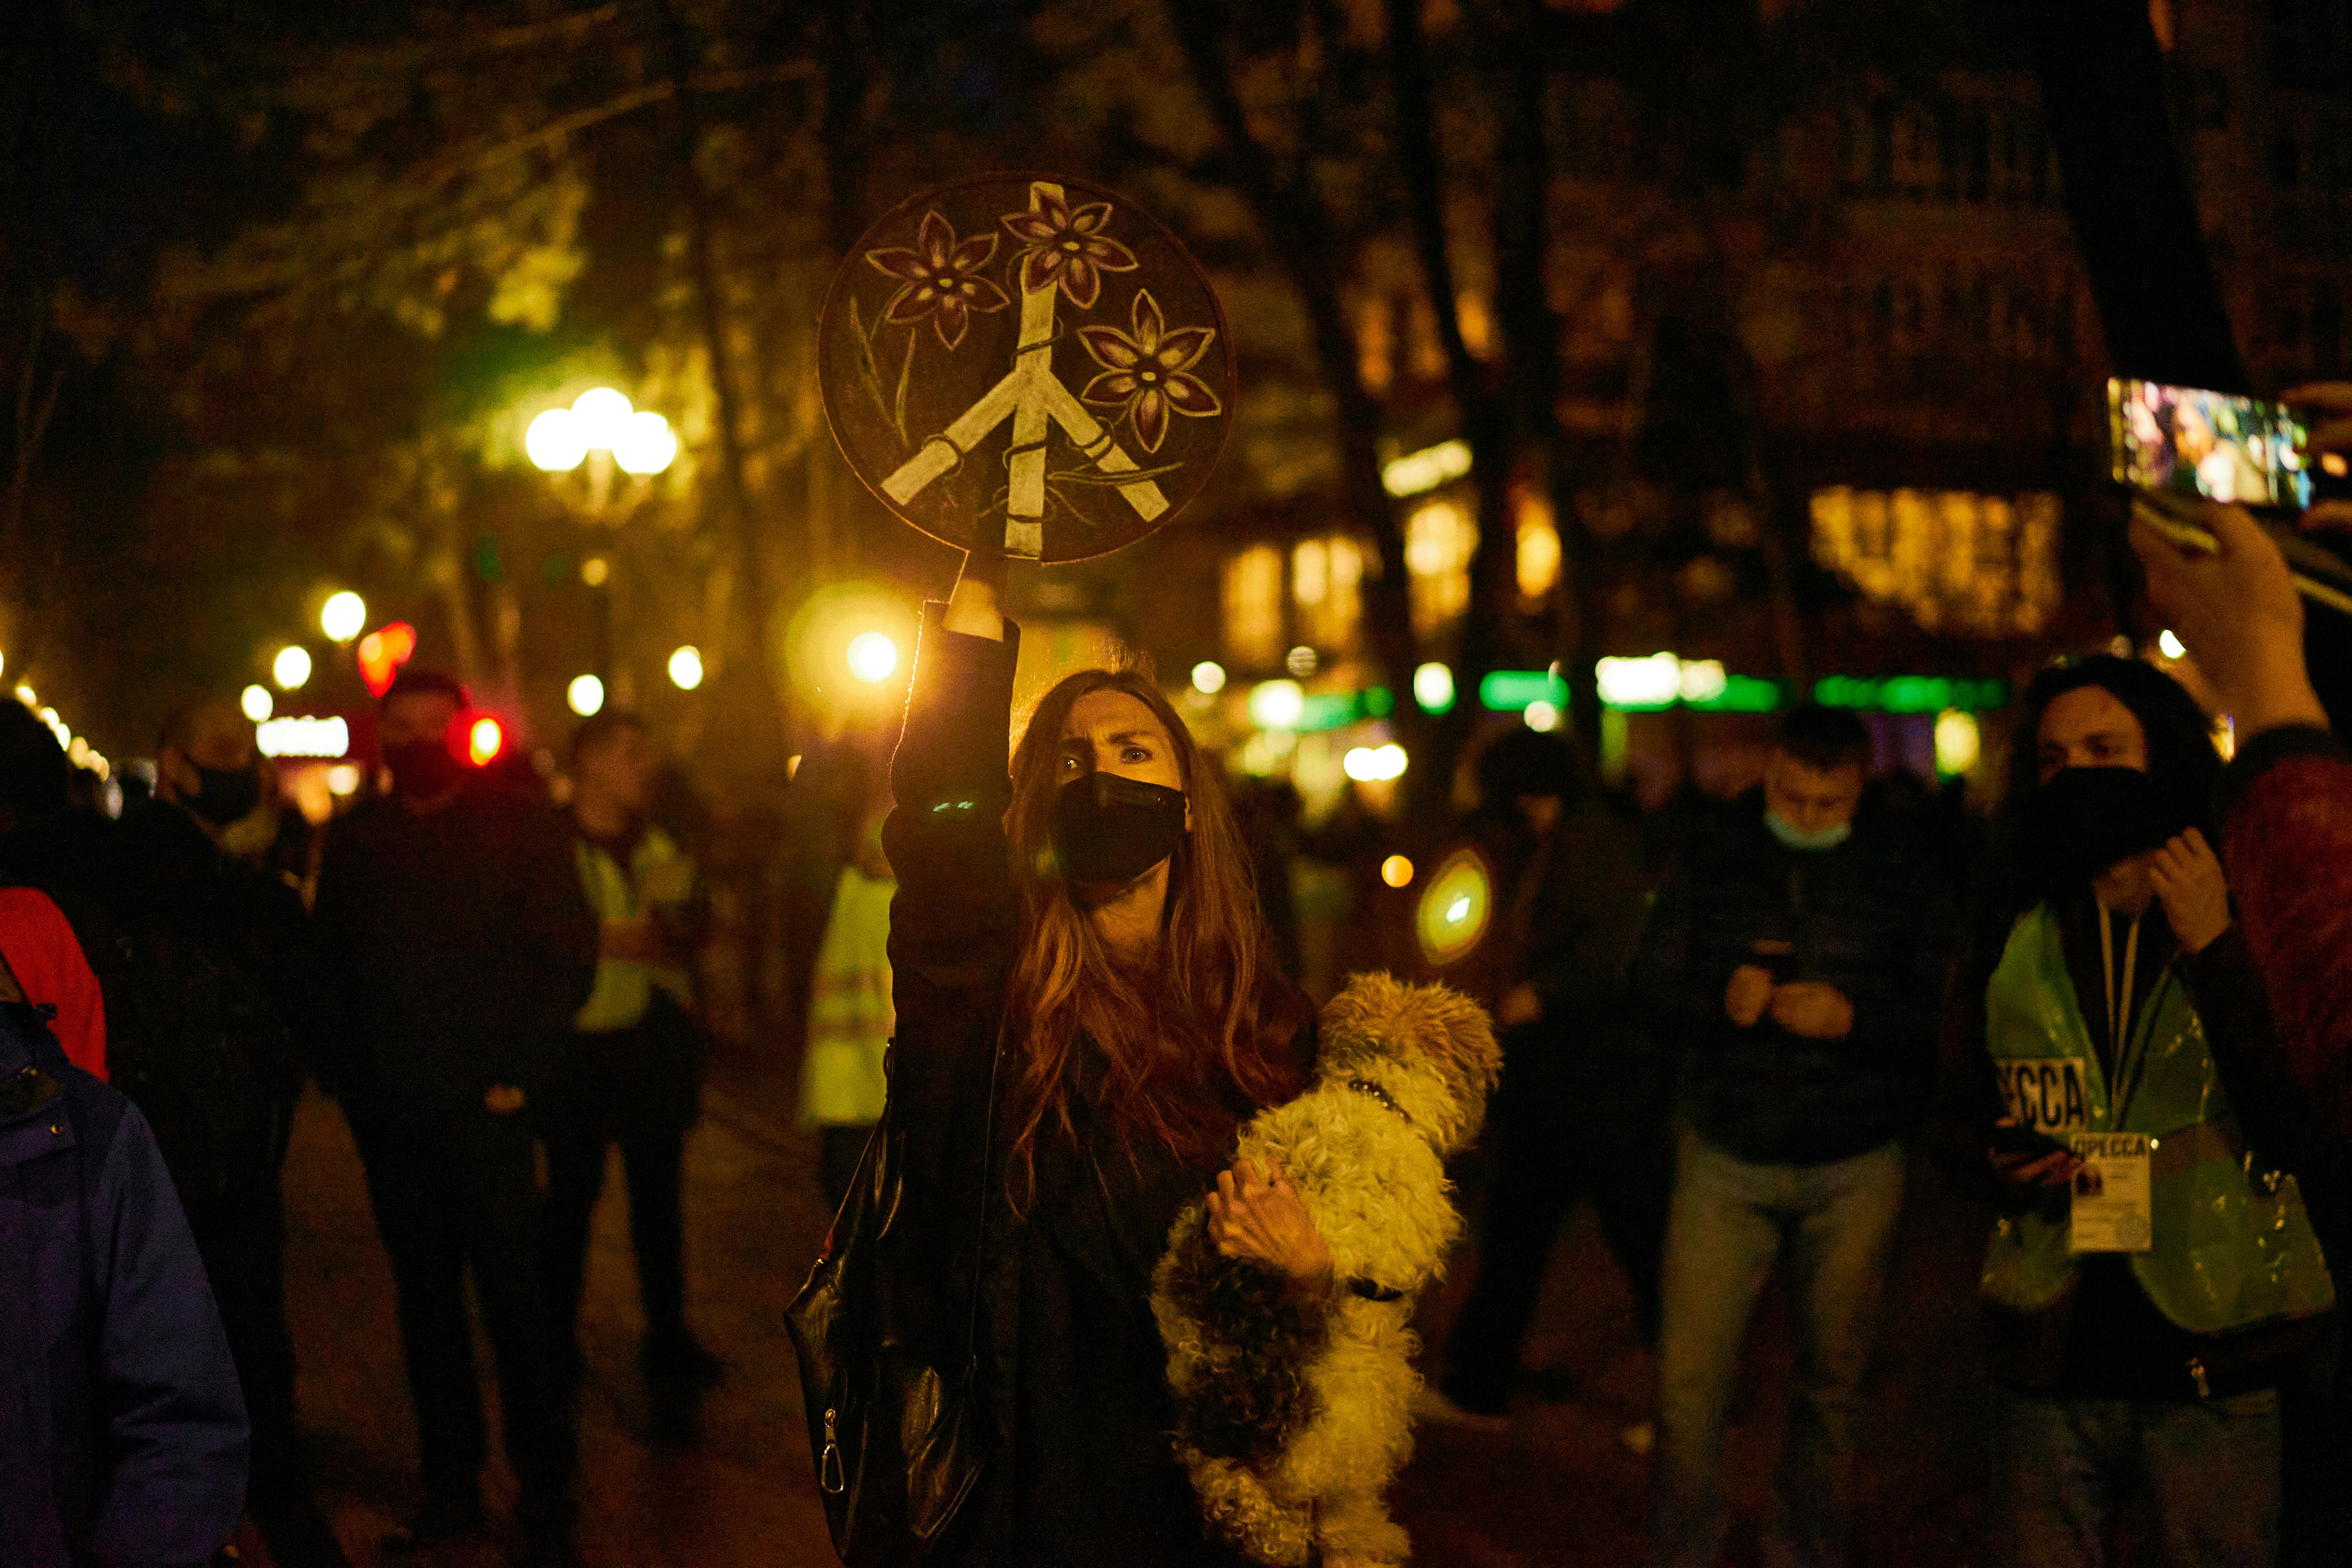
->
xmin=867 ymin=544 xmax=1332 ymax=1567
xmin=1955 ymin=655 xmax=2336 ymax=1568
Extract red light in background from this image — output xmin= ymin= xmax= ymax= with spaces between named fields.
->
xmin=467 ymin=715 xmax=504 ymax=766
xmin=357 ymin=622 xmax=419 ymax=697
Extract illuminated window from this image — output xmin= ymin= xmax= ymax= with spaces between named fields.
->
xmin=1406 ymin=503 xmax=1477 ymax=641
xmin=1293 ymin=536 xmax=1363 ymax=652
xmin=1811 ymin=486 xmax=2062 ymax=637
xmin=1516 ymin=493 xmax=1561 ymax=602
xmin=1223 ymin=545 xmax=1285 ymax=672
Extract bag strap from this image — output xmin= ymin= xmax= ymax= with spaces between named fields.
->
xmin=964 ymin=1024 xmax=1006 ymax=1363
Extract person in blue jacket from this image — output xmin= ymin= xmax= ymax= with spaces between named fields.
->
xmin=0 ymin=894 xmax=249 ymax=1568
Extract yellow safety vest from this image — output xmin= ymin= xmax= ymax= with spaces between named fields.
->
xmin=1979 ymin=903 xmax=2334 ymax=1333
xmin=573 ymin=826 xmax=696 ymax=1034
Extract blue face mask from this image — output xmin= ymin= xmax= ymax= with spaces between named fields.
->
xmin=1766 ymin=810 xmax=1852 ymax=853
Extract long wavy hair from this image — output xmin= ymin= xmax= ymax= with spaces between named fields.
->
xmin=1000 ymin=665 xmax=1310 ymax=1202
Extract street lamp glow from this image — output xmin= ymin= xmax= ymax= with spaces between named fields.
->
xmin=273 ymin=646 xmax=313 ymax=690
xmin=1247 ymin=679 xmax=1305 ymax=731
xmin=566 ymin=674 xmax=606 ymax=717
xmin=668 ymin=646 xmax=705 ymax=691
xmin=526 ymin=408 xmax=589 ymax=472
xmin=1935 ymin=709 xmax=1982 ymax=776
xmin=1413 ymin=662 xmax=1455 ymax=714
xmin=571 ymin=388 xmax=634 ymax=449
xmin=1191 ymin=661 xmax=1227 ymax=696
xmin=321 ymin=592 xmax=367 ymax=643
xmin=240 ymin=684 xmax=273 ymax=722
xmin=846 ymin=632 xmax=899 ymax=684
xmin=612 ymin=411 xmax=679 ymax=476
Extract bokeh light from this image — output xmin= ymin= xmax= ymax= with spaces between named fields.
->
xmin=668 ymin=646 xmax=704 ymax=691
xmin=240 ymin=684 xmax=273 ymax=722
xmin=1934 ymin=709 xmax=1982 ymax=777
xmin=273 ymin=645 xmax=313 ymax=690
xmin=1247 ymin=679 xmax=1305 ymax=731
xmin=612 ymin=411 xmax=678 ymax=475
xmin=526 ymin=408 xmax=589 ymax=472
xmin=1191 ymin=661 xmax=1227 ymax=696
xmin=468 ymin=716 xmax=505 ymax=766
xmin=847 ymin=632 xmax=900 ymax=684
xmin=1415 ymin=848 xmax=1493 ymax=966
xmin=1413 ymin=662 xmax=1455 ymax=714
xmin=566 ymin=674 xmax=605 ymax=717
xmin=581 ymin=556 xmax=610 ymax=587
xmin=570 ymin=387 xmax=634 ymax=448
xmin=321 ymin=592 xmax=367 ymax=642
xmin=1381 ymin=854 xmax=1415 ymax=889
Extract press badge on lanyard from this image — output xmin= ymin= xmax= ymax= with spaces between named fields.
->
xmin=2071 ymin=906 xmax=2154 ymax=1254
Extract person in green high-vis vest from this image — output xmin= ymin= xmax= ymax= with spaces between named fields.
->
xmin=536 ymin=711 xmax=720 ymax=1402
xmin=1959 ymin=656 xmax=2336 ymax=1568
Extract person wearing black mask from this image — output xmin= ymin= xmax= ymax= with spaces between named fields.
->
xmin=877 ymin=547 xmax=1330 ymax=1566
xmin=311 ymin=668 xmax=597 ymax=1566
xmin=1957 ymin=656 xmax=2338 ymax=1568
xmin=104 ymin=697 xmax=346 ymax=1565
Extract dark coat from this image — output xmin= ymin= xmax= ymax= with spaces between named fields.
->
xmin=1633 ymin=788 xmax=1953 ymax=1166
xmin=881 ymin=607 xmax=1291 ymax=1568
xmin=310 ymin=780 xmax=598 ymax=1121
xmin=0 ymin=996 xmax=249 ymax=1568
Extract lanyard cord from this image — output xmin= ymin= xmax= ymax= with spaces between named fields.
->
xmin=2098 ymin=904 xmax=2148 ymax=1124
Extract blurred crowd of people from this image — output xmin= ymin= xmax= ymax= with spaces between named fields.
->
xmin=7 ymin=387 xmax=2352 ymax=1568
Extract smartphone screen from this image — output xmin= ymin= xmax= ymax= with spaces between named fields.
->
xmin=2108 ymin=377 xmax=2313 ymax=510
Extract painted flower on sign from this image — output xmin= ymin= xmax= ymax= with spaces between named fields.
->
xmin=866 ymin=212 xmax=1009 ymax=350
xmin=1001 ymin=191 xmax=1138 ymax=310
xmin=1077 ymin=290 xmax=1222 ymax=454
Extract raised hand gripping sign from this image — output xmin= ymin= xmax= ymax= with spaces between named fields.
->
xmin=819 ymin=174 xmax=1236 ymax=562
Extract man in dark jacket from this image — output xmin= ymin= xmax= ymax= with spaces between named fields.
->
xmin=1428 ymin=726 xmax=1666 ymax=1421
xmin=1635 ymin=705 xmax=1951 ymax=1568
xmin=108 ymin=696 xmax=345 ymax=1566
xmin=0 ymin=893 xmax=249 ymax=1568
xmin=311 ymin=670 xmax=598 ymax=1564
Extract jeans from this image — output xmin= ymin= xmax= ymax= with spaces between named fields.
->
xmin=1990 ymin=1384 xmax=2281 ymax=1568
xmin=345 ymin=1102 xmax=575 ymax=1519
xmin=1649 ymin=1129 xmax=1906 ymax=1568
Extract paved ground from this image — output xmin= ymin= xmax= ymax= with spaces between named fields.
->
xmin=270 ymin=1056 xmax=2000 ymax=1568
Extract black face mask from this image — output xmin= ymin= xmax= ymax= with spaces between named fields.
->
xmin=383 ymin=739 xmax=465 ymax=801
xmin=1051 ymin=773 xmax=1187 ymax=885
xmin=2029 ymin=766 xmax=2181 ymax=884
xmin=185 ymin=762 xmax=262 ymax=826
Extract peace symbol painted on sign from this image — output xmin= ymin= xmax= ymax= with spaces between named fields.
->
xmin=818 ymin=173 xmax=1236 ymax=563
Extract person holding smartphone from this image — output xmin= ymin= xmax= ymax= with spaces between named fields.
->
xmin=1957 ymin=654 xmax=2336 ymax=1568
xmin=1634 ymin=704 xmax=1952 ymax=1568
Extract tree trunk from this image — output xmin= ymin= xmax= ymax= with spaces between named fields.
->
xmin=652 ymin=0 xmax=783 ymax=766
xmin=1167 ymin=2 xmax=1437 ymax=810
xmin=1382 ymin=0 xmax=1525 ymax=817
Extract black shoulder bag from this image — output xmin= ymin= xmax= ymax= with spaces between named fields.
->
xmin=787 ymin=1036 xmax=1001 ymax=1565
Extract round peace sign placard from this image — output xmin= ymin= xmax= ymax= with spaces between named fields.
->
xmin=818 ymin=173 xmax=1236 ymax=563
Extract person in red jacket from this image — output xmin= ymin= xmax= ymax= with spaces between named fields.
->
xmin=0 ymin=884 xmax=105 ymax=1077
xmin=2132 ymin=416 xmax=2352 ymax=1145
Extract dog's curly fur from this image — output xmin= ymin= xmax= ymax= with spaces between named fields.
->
xmin=1152 ymin=973 xmax=1501 ymax=1566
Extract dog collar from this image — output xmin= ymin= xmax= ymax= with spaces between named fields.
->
xmin=1346 ymin=1076 xmax=1412 ymax=1127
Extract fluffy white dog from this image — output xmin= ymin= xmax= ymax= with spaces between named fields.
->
xmin=1152 ymin=972 xmax=1501 ymax=1566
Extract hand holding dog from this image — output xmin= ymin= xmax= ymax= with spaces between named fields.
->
xmin=1207 ymin=1159 xmax=1333 ymax=1286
